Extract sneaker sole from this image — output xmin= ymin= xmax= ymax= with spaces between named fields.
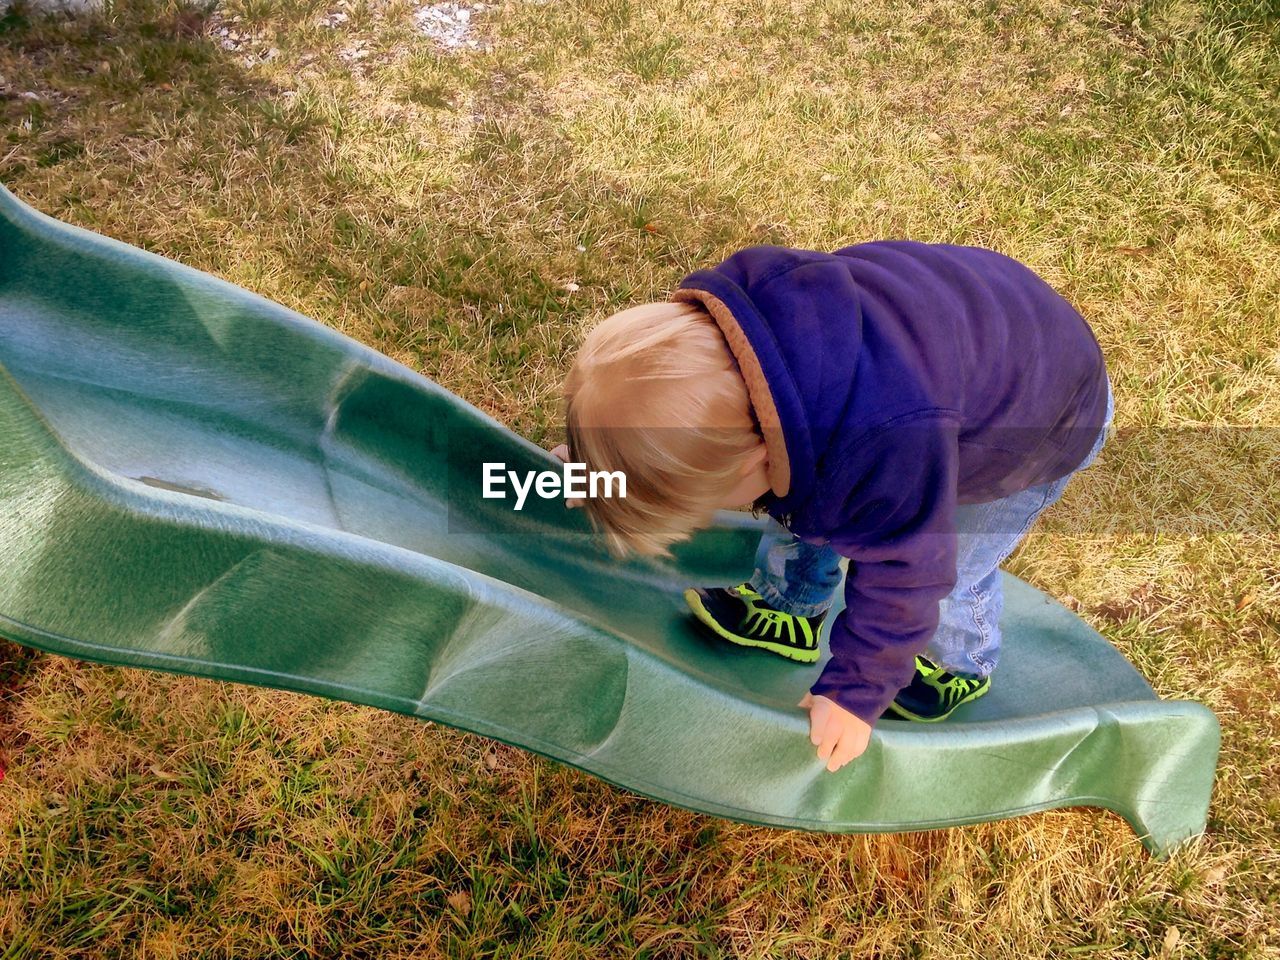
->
xmin=883 ymin=681 xmax=991 ymax=723
xmin=683 ymin=589 xmax=820 ymax=664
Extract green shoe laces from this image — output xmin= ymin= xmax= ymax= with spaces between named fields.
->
xmin=916 ymin=656 xmax=986 ymax=709
xmin=732 ymin=584 xmax=819 ymax=649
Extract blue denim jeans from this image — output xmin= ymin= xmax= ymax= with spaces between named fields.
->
xmin=748 ymin=381 xmax=1114 ymax=679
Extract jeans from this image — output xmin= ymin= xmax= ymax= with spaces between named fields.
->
xmin=748 ymin=381 xmax=1114 ymax=679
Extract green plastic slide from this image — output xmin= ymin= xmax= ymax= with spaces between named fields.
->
xmin=0 ymin=185 xmax=1218 ymax=855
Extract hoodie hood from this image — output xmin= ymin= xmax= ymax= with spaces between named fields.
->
xmin=672 ymin=247 xmax=865 ymax=519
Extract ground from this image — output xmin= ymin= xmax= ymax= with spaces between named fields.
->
xmin=0 ymin=0 xmax=1278 ymax=955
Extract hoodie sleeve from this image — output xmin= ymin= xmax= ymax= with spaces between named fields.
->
xmin=807 ymin=411 xmax=961 ymax=725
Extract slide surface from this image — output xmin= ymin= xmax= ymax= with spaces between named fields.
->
xmin=0 ymin=185 xmax=1218 ymax=854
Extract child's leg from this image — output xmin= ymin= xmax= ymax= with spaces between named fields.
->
xmin=747 ymin=518 xmax=844 ymax=616
xmin=929 ymin=381 xmax=1114 ymax=678
xmin=927 ymin=489 xmax=1071 ymax=678
xmin=686 ymin=518 xmax=836 ymax=663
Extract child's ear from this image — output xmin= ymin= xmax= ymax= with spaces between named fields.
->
xmin=741 ymin=443 xmax=769 ymax=476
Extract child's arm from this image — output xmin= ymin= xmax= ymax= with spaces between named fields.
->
xmin=809 ymin=411 xmax=961 ymax=732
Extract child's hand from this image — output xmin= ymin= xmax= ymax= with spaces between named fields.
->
xmin=549 ymin=444 xmax=584 ymax=507
xmin=798 ymin=692 xmax=871 ymax=772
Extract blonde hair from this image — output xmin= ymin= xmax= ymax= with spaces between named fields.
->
xmin=565 ymin=301 xmax=762 ymax=557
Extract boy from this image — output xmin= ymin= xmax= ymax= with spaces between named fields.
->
xmin=557 ymin=242 xmax=1112 ymax=773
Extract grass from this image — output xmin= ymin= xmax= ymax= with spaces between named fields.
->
xmin=1 ymin=0 xmax=1278 ymax=954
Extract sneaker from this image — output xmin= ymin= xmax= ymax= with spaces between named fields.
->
xmin=684 ymin=583 xmax=825 ymax=663
xmin=884 ymin=655 xmax=991 ymax=722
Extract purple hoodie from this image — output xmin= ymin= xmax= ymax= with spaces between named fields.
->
xmin=673 ymin=242 xmax=1108 ymax=724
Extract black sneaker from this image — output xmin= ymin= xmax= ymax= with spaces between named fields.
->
xmin=684 ymin=583 xmax=825 ymax=663
xmin=884 ymin=655 xmax=991 ymax=722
